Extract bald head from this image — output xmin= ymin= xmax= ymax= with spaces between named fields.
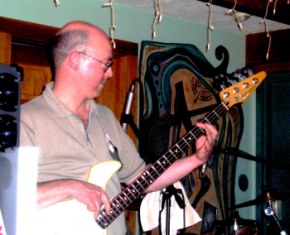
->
xmin=59 ymin=21 xmax=107 ymax=36
xmin=49 ymin=21 xmax=110 ymax=75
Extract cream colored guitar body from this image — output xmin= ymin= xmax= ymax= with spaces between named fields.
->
xmin=37 ymin=160 xmax=121 ymax=235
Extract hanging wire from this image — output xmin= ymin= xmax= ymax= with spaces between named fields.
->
xmin=225 ymin=0 xmax=243 ymax=31
xmin=102 ymin=0 xmax=117 ymax=49
xmin=152 ymin=0 xmax=162 ymax=40
xmin=273 ymin=0 xmax=278 ymax=15
xmin=54 ymin=0 xmax=60 ymax=7
xmin=260 ymin=0 xmax=272 ymax=60
xmin=206 ymin=0 xmax=215 ymax=52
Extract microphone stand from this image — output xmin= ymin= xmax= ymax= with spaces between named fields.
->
xmin=120 ymin=79 xmax=143 ymax=141
xmin=159 ymin=185 xmax=186 ymax=235
xmin=264 ymin=201 xmax=288 ymax=235
xmin=120 ymin=80 xmax=156 ymax=164
xmin=121 ymin=81 xmax=135 ymax=132
xmin=121 ymin=80 xmax=186 ymax=234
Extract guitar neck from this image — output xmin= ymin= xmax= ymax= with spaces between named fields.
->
xmin=96 ymin=101 xmax=229 ymax=229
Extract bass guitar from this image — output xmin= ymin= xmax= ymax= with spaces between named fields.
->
xmin=38 ymin=71 xmax=266 ymax=235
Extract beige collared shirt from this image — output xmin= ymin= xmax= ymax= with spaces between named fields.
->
xmin=20 ymin=82 xmax=146 ymax=235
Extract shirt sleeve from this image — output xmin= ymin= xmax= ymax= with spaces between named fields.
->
xmin=20 ymin=108 xmax=37 ymax=146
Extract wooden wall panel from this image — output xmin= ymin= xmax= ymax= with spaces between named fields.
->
xmin=97 ymin=55 xmax=138 ymax=142
xmin=0 ymin=32 xmax=12 ymax=64
xmin=19 ymin=63 xmax=52 ymax=102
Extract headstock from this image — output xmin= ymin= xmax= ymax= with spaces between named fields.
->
xmin=219 ymin=71 xmax=266 ymax=108
xmin=213 ymin=67 xmax=254 ymax=92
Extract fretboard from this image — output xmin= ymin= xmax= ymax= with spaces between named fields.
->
xmin=96 ymin=101 xmax=229 ymax=229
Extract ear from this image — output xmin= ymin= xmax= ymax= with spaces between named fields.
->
xmin=67 ymin=51 xmax=81 ymax=71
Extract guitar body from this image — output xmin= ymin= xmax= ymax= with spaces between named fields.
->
xmin=37 ymin=160 xmax=121 ymax=235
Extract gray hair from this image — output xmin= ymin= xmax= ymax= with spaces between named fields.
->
xmin=49 ymin=29 xmax=88 ymax=73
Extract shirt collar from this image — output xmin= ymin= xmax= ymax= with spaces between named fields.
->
xmin=43 ymin=82 xmax=98 ymax=118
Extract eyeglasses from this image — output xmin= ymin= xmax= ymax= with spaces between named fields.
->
xmin=78 ymin=51 xmax=113 ymax=72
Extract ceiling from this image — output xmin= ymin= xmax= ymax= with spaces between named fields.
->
xmin=116 ymin=0 xmax=290 ymax=34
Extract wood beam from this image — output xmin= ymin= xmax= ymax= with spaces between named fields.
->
xmin=0 ymin=16 xmax=138 ymax=57
xmin=0 ymin=17 xmax=57 ymax=46
xmin=246 ymin=28 xmax=290 ymax=73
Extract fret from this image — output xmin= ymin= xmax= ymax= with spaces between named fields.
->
xmin=118 ymin=193 xmax=130 ymax=207
xmin=128 ymin=183 xmax=141 ymax=196
xmin=161 ymin=155 xmax=171 ymax=165
xmin=113 ymin=198 xmax=124 ymax=210
xmin=151 ymin=166 xmax=160 ymax=175
xmin=148 ymin=165 xmax=160 ymax=178
xmin=101 ymin=211 xmax=115 ymax=225
xmin=99 ymin=210 xmax=110 ymax=221
xmin=165 ymin=150 xmax=177 ymax=162
xmin=156 ymin=160 xmax=166 ymax=170
xmin=221 ymin=101 xmax=230 ymax=111
xmin=212 ymin=110 xmax=220 ymax=118
xmin=187 ymin=131 xmax=197 ymax=141
xmin=145 ymin=169 xmax=157 ymax=182
xmin=184 ymin=135 xmax=193 ymax=145
xmin=170 ymin=146 xmax=181 ymax=157
xmin=110 ymin=202 xmax=120 ymax=213
xmin=190 ymin=131 xmax=200 ymax=140
xmin=129 ymin=183 xmax=139 ymax=195
xmin=175 ymin=143 xmax=186 ymax=154
xmin=150 ymin=164 xmax=161 ymax=177
xmin=139 ymin=175 xmax=150 ymax=188
xmin=135 ymin=179 xmax=146 ymax=191
xmin=121 ymin=191 xmax=132 ymax=203
xmin=124 ymin=186 xmax=135 ymax=198
xmin=204 ymin=117 xmax=211 ymax=124
xmin=182 ymin=137 xmax=191 ymax=147
xmin=133 ymin=184 xmax=144 ymax=193
xmin=96 ymin=211 xmax=110 ymax=228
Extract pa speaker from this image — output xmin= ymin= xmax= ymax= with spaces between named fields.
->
xmin=0 ymin=64 xmax=21 ymax=152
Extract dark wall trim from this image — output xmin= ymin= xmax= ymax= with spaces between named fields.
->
xmin=246 ymin=29 xmax=290 ymax=73
xmin=0 ymin=16 xmax=138 ymax=57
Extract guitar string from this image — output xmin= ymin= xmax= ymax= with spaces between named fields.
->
xmin=97 ymin=102 xmax=229 ymax=227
